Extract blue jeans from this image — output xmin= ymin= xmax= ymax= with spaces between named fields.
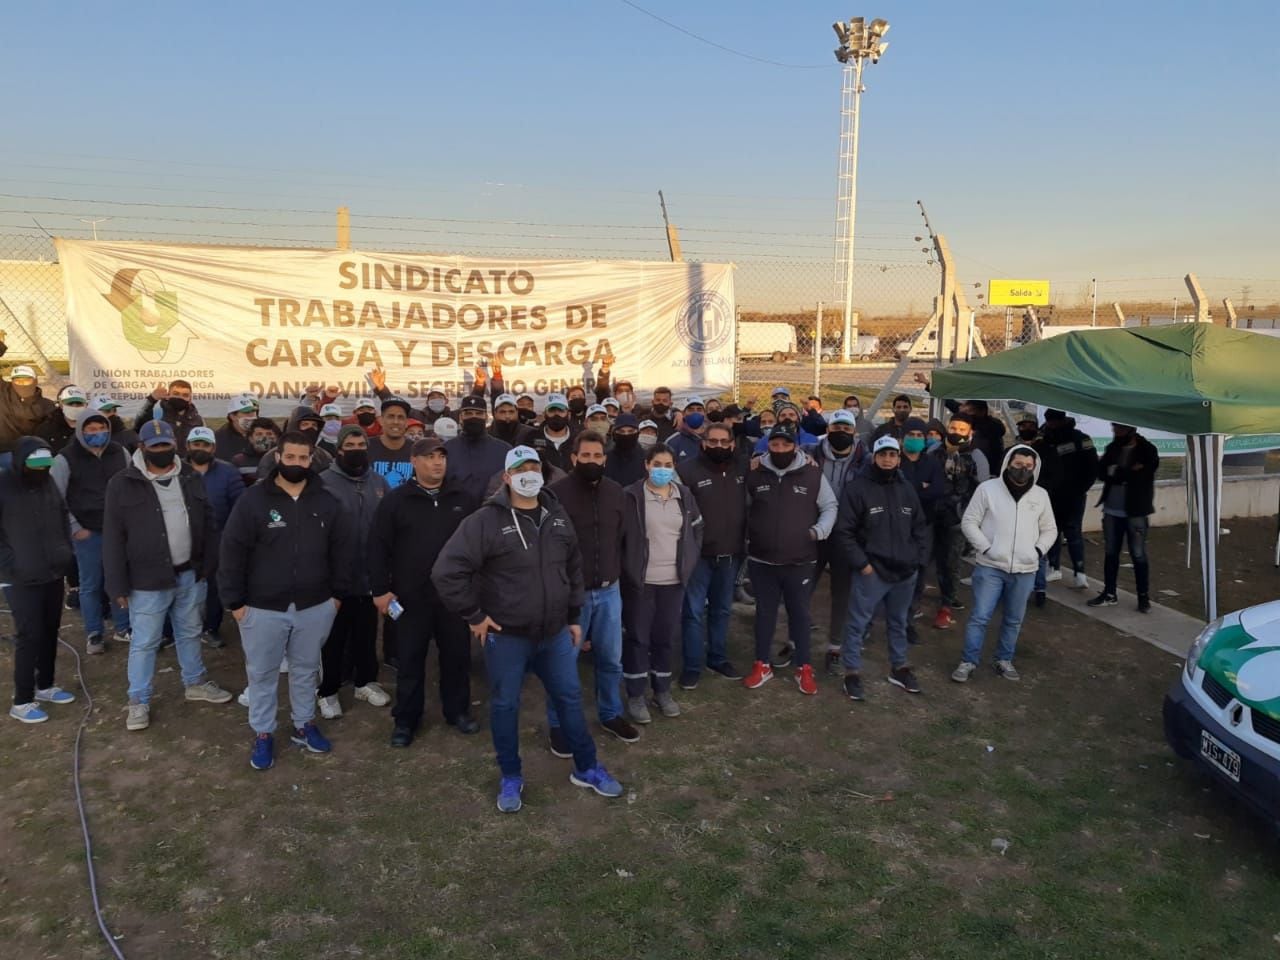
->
xmin=485 ymin=627 xmax=597 ymax=778
xmin=680 ymin=555 xmax=740 ymax=676
xmin=73 ymin=531 xmax=131 ymax=638
xmin=962 ymin=564 xmax=1036 ymax=665
xmin=126 ymin=570 xmax=207 ymax=704
xmin=841 ymin=570 xmax=916 ymax=672
xmin=546 ymin=583 xmax=622 ymax=727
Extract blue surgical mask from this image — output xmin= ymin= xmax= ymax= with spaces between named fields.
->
xmin=84 ymin=431 xmax=110 ymax=448
xmin=649 ymin=466 xmax=675 ymax=487
xmin=683 ymin=412 xmax=705 ymax=430
xmin=925 ymin=437 xmax=942 ymax=451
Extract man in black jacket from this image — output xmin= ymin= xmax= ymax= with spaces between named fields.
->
xmin=677 ymin=422 xmax=745 ymax=688
xmin=832 ymin=436 xmax=929 ymax=701
xmin=446 ymin=395 xmax=511 ymax=491
xmin=0 ymin=365 xmax=56 ymax=458
xmin=2 ymin=437 xmax=76 ymax=724
xmin=104 ymin=420 xmax=231 ymax=733
xmin=1089 ymin=423 xmax=1160 ymax=612
xmin=432 ymin=444 xmax=624 ymax=813
xmin=369 ymin=437 xmax=479 ymax=748
xmin=1040 ymin=409 xmax=1099 ymax=589
xmin=604 ymin=413 xmax=646 ymax=487
xmin=133 ymin=379 xmax=204 ymax=453
xmin=215 ymin=396 xmax=259 ymax=463
xmin=548 ymin=432 xmax=636 ymax=749
xmin=35 ymin=384 xmax=88 ymax=453
xmin=529 ymin=393 xmax=576 ymax=472
xmin=219 ymin=431 xmax=356 ymax=770
xmin=489 ymin=393 xmax=537 ymax=447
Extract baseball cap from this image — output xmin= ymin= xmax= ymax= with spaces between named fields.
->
xmin=10 ymin=365 xmax=37 ymax=381
xmin=829 ymin=409 xmax=856 ymax=427
xmin=24 ymin=446 xmax=54 ymax=469
xmin=505 ymin=444 xmax=541 ymax=470
xmin=683 ymin=396 xmax=705 ymax=409
xmin=614 ymin=413 xmax=639 ymax=431
xmin=353 ymin=397 xmax=378 ymax=413
xmin=771 ymin=386 xmax=791 ymax=398
xmin=545 ymin=393 xmax=569 ymax=412
xmin=460 ymin=395 xmax=487 ymax=412
xmin=638 ymin=419 xmax=659 ymax=432
xmin=904 ymin=417 xmax=929 ymax=433
xmin=320 ymin=403 xmax=343 ymax=419
xmin=602 ymin=397 xmax=620 ymax=410
xmin=187 ymin=426 xmax=216 ymax=445
xmin=91 ymin=395 xmax=120 ymax=412
xmin=494 ymin=393 xmax=517 ymax=410
xmin=873 ymin=435 xmax=901 ymax=453
xmin=767 ymin=422 xmax=797 ymax=442
xmin=139 ymin=419 xmax=177 ymax=448
xmin=58 ymin=385 xmax=87 ymax=404
xmin=432 ymin=417 xmax=458 ymax=439
xmin=586 ymin=403 xmax=608 ymax=417
xmin=411 ymin=437 xmax=446 ymax=457
xmin=227 ymin=396 xmax=257 ymax=416
xmin=381 ymin=396 xmax=412 ymax=416
xmin=1044 ymin=408 xmax=1067 ymax=421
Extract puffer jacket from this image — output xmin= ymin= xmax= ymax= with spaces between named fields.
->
xmin=961 ymin=445 xmax=1058 ymax=574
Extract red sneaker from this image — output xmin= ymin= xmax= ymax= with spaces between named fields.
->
xmin=933 ymin=606 xmax=954 ymax=630
xmin=743 ymin=661 xmax=773 ymax=689
xmin=795 ymin=664 xmax=818 ymax=696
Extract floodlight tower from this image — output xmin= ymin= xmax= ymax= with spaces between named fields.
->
xmin=832 ymin=16 xmax=889 ymax=362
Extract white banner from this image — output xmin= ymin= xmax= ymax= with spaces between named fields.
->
xmin=57 ymin=240 xmax=736 ymax=416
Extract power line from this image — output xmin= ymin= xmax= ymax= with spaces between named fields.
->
xmin=616 ymin=0 xmax=826 ymax=69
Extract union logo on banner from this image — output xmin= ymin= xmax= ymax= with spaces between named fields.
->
xmin=676 ymin=291 xmax=733 ymax=353
xmin=101 ymin=268 xmax=200 ymax=364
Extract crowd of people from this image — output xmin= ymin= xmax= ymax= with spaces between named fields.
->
xmin=0 ymin=357 xmax=1160 ymax=812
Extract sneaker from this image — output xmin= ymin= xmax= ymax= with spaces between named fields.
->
xmin=354 ymin=682 xmax=391 ymax=707
xmin=933 ymin=607 xmax=954 ymax=630
xmin=126 ymin=702 xmax=150 ymax=731
xmin=795 ymin=664 xmax=818 ymax=696
xmin=602 ymin=716 xmax=641 ymax=743
xmin=907 ymin=624 xmax=922 ymax=646
xmin=291 ymin=721 xmax=332 ymax=754
xmin=64 ymin=587 xmax=80 ymax=610
xmin=497 ymin=776 xmax=524 ymax=813
xmin=824 ymin=649 xmax=842 ymax=676
xmin=1045 ymin=567 xmax=1063 ymax=583
xmin=250 ymin=733 xmax=274 ymax=770
xmin=1137 ymin=594 xmax=1151 ymax=614
xmin=86 ymin=633 xmax=105 ymax=656
xmin=317 ymin=694 xmax=343 ymax=720
xmin=548 ymin=725 xmax=573 ymax=758
xmin=628 ymin=696 xmax=652 ymax=725
xmin=653 ymin=691 xmax=681 ymax=718
xmin=960 ymin=576 xmax=972 ymax=587
xmin=770 ymin=642 xmax=794 ymax=669
xmin=449 ymin=713 xmax=481 ymax=735
xmin=1034 ymin=590 xmax=1046 ymax=608
xmin=113 ymin=629 xmax=132 ymax=644
xmin=570 ymin=763 xmax=624 ymax=798
xmin=184 ymin=680 xmax=233 ymax=704
xmin=201 ymin=630 xmax=225 ymax=649
xmin=842 ymin=673 xmax=865 ymax=701
xmin=678 ymin=670 xmax=700 ymax=691
xmin=237 ymin=688 xmax=250 ymax=708
xmin=707 ymin=661 xmax=743 ymax=681
xmin=1087 ymin=592 xmax=1118 ymax=607
xmin=951 ymin=661 xmax=977 ymax=683
xmin=10 ymin=702 xmax=49 ymax=724
xmin=888 ymin=666 xmax=922 ymax=694
xmin=949 ymin=598 xmax=965 ymax=611
xmin=734 ymin=584 xmax=756 ymax=605
xmin=1072 ymin=570 xmax=1089 ymax=590
xmin=390 ymin=727 xmax=414 ymax=748
xmin=994 ymin=660 xmax=1021 ymax=681
xmin=743 ymin=661 xmax=774 ymax=690
xmin=34 ymin=686 xmax=75 ymax=705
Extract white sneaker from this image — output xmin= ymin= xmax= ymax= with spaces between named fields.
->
xmin=113 ymin=629 xmax=132 ymax=644
xmin=237 ymin=689 xmax=250 ymax=708
xmin=994 ymin=660 xmax=1021 ymax=681
xmin=126 ymin=702 xmax=150 ymax=731
xmin=354 ymin=682 xmax=390 ymax=707
xmin=960 ymin=576 xmax=973 ymax=586
xmin=317 ymin=694 xmax=344 ymax=719
xmin=1072 ymin=570 xmax=1089 ymax=589
xmin=1045 ymin=567 xmax=1063 ymax=583
xmin=951 ymin=661 xmax=976 ymax=683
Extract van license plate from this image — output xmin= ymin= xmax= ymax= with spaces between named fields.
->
xmin=1200 ymin=730 xmax=1242 ymax=782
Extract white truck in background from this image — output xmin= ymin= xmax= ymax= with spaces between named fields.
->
xmin=737 ymin=322 xmax=798 ymax=362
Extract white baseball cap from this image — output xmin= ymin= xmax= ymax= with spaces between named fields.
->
xmin=545 ymin=393 xmax=569 ymax=411
xmin=227 ymin=396 xmax=257 ymax=415
xmin=320 ymin=403 xmax=343 ymax=419
xmin=494 ymin=393 xmax=518 ymax=410
xmin=187 ymin=426 xmax=216 ymax=446
xmin=58 ymin=385 xmax=87 ymax=404
xmin=505 ymin=445 xmax=541 ymax=470
xmin=431 ymin=417 xmax=458 ymax=440
xmin=586 ymin=403 xmax=608 ymax=417
xmin=10 ymin=365 xmax=38 ymax=380
xmin=353 ymin=397 xmax=378 ymax=412
xmin=830 ymin=409 xmax=856 ymax=427
xmin=683 ymin=396 xmax=706 ymax=409
xmin=602 ymin=397 xmax=620 ymax=410
xmin=91 ymin=394 xmax=120 ymax=412
xmin=873 ymin=436 xmax=901 ymax=453
xmin=638 ymin=419 xmax=659 ymax=432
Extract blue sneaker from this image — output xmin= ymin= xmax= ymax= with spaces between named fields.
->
xmin=250 ymin=733 xmax=274 ymax=770
xmin=34 ymin=687 xmax=76 ymax=705
xmin=10 ymin=702 xmax=49 ymax=724
xmin=496 ymin=776 xmax=524 ymax=813
xmin=570 ymin=763 xmax=624 ymax=798
xmin=291 ymin=721 xmax=332 ymax=754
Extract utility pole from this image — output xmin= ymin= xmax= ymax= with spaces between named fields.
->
xmin=336 ymin=206 xmax=351 ymax=251
xmin=658 ymin=190 xmax=682 ymax=262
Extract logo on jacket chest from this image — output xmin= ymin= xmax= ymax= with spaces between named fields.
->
xmin=267 ymin=508 xmax=287 ymax=529
xmin=792 ymin=485 xmax=808 ymax=495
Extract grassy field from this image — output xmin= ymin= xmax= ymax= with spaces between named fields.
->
xmin=2 ymin=523 xmax=1280 ymax=959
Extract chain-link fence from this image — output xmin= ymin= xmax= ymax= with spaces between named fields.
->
xmin=0 ymin=234 xmax=67 ymax=371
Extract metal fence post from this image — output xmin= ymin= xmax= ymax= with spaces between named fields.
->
xmin=813 ymin=301 xmax=823 ymax=398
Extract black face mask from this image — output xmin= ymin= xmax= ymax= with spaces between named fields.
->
xmin=651 ymin=402 xmax=669 ymax=418
xmin=518 ymin=409 xmax=537 ymax=424
xmin=338 ymin=449 xmax=369 ymax=474
xmin=493 ymin=420 xmax=519 ymax=439
xmin=144 ymin=449 xmax=176 ymax=469
xmin=20 ymin=467 xmax=49 ymax=487
xmin=299 ymin=428 xmax=319 ymax=446
xmin=278 ymin=463 xmax=309 ymax=483
xmin=574 ymin=461 xmax=605 ymax=484
xmin=165 ymin=397 xmax=189 ymax=414
xmin=871 ymin=463 xmax=896 ymax=483
xmin=770 ymin=450 xmax=796 ymax=469
xmin=1017 ymin=427 xmax=1038 ymax=441
xmin=567 ymin=397 xmax=587 ymax=415
xmin=613 ymin=432 xmax=638 ymax=452
xmin=827 ymin=431 xmax=855 ymax=452
xmin=462 ymin=418 xmax=486 ymax=437
xmin=947 ymin=432 xmax=969 ymax=447
xmin=705 ymin=445 xmax=734 ymax=464
xmin=1005 ymin=466 xmax=1034 ymax=486
xmin=188 ymin=450 xmax=215 ymax=466
xmin=355 ymin=412 xmax=376 ymax=428
xmin=544 ymin=414 xmax=568 ymax=432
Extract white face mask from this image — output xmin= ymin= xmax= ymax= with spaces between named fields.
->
xmin=638 ymin=434 xmax=658 ymax=449
xmin=427 ymin=398 xmax=446 ymax=414
xmin=510 ymin=471 xmax=544 ymax=498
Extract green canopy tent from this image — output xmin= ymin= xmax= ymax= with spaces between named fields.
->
xmin=928 ymin=323 xmax=1280 ymax=621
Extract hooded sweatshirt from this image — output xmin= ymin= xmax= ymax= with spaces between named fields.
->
xmin=805 ymin=435 xmax=868 ymax=495
xmin=256 ymin=406 xmax=333 ymax=478
xmin=744 ymin=450 xmax=838 ymax=565
xmin=132 ymin=446 xmax=193 ymax=566
xmin=320 ymin=459 xmax=389 ymax=595
xmin=50 ymin=413 xmax=130 ymax=534
xmin=0 ymin=436 xmax=74 ymax=585
xmin=961 ymin=445 xmax=1058 ymax=575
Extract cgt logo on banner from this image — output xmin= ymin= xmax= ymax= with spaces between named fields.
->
xmin=57 ymin=241 xmax=737 ymax=416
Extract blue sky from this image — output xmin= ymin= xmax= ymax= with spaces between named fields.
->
xmin=1 ymin=0 xmax=1277 ymax=306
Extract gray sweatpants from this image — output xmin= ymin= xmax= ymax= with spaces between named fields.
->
xmin=240 ymin=601 xmax=338 ymax=735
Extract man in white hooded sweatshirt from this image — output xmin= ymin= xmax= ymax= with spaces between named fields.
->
xmin=953 ymin=444 xmax=1057 ymax=683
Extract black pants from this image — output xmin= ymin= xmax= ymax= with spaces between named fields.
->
xmin=812 ymin=539 xmax=853 ymax=648
xmin=382 ymin=614 xmax=398 ymax=665
xmin=1103 ymin=514 xmax=1150 ymax=597
xmin=11 ymin=580 xmax=64 ymax=705
xmin=751 ymin=560 xmax=815 ymax=667
xmin=392 ymin=601 xmax=471 ymax=731
xmin=204 ymin=576 xmax=225 ymax=636
xmin=935 ymin=522 xmax=966 ymax=607
xmin=319 ymin=596 xmax=379 ymax=697
xmin=622 ymin=582 xmax=684 ymax=696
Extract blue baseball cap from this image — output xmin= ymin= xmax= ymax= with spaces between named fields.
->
xmin=139 ymin=419 xmax=177 ymax=448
